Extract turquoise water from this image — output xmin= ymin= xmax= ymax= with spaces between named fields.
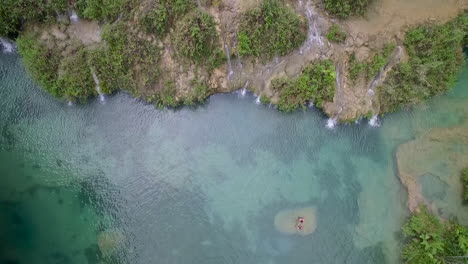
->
xmin=0 ymin=52 xmax=467 ymax=264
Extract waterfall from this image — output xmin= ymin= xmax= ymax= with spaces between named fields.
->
xmin=0 ymin=38 xmax=15 ymax=54
xmin=326 ymin=118 xmax=337 ymax=129
xmin=240 ymin=81 xmax=249 ymax=97
xmin=300 ymin=1 xmax=323 ymax=54
xmin=67 ymin=101 xmax=73 ymax=106
xmin=70 ymin=10 xmax=79 ymax=22
xmin=92 ymin=71 xmax=105 ymax=102
xmin=368 ymin=115 xmax=380 ymax=127
xmin=224 ymin=44 xmax=234 ymax=79
xmin=255 ymin=95 xmax=261 ymax=104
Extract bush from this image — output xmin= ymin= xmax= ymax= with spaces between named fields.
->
xmin=173 ymin=10 xmax=224 ymax=68
xmin=0 ymin=0 xmax=68 ymax=38
xmin=462 ymin=168 xmax=468 ymax=202
xmin=149 ymin=81 xmax=179 ymax=108
xmin=16 ymin=32 xmax=61 ymax=96
xmin=237 ymin=0 xmax=306 ymax=59
xmin=56 ymin=48 xmax=96 ymax=101
xmin=260 ymin=95 xmax=271 ymax=104
xmin=402 ymin=206 xmax=468 ymax=264
xmin=348 ymin=53 xmax=366 ymax=81
xmin=185 ymin=79 xmax=212 ymax=105
xmin=326 ymin=24 xmax=347 ymax=43
xmin=76 ymin=0 xmax=129 ymax=21
xmin=274 ymin=60 xmax=336 ymax=112
xmin=323 ymin=0 xmax=373 ymax=19
xmin=140 ymin=0 xmax=195 ymax=37
xmin=378 ymin=14 xmax=467 ymax=113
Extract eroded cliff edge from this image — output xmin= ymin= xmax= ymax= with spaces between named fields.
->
xmin=1 ymin=0 xmax=467 ymax=122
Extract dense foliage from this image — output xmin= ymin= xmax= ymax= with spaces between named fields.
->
xmin=76 ymin=0 xmax=129 ymax=21
xmin=140 ymin=0 xmax=195 ymax=37
xmin=326 ymin=24 xmax=347 ymax=43
xmin=402 ymin=206 xmax=468 ymax=264
xmin=273 ymin=60 xmax=336 ymax=112
xmin=0 ymin=0 xmax=67 ymax=37
xmin=323 ymin=0 xmax=373 ymax=19
xmin=378 ymin=14 xmax=467 ymax=113
xmin=462 ymin=168 xmax=468 ymax=202
xmin=237 ymin=0 xmax=306 ymax=59
xmin=348 ymin=44 xmax=395 ymax=81
xmin=173 ymin=10 xmax=224 ymax=69
xmin=89 ymin=22 xmax=160 ymax=95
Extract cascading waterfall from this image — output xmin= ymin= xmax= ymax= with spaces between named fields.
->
xmin=255 ymin=95 xmax=261 ymax=104
xmin=368 ymin=115 xmax=380 ymax=127
xmin=224 ymin=44 xmax=234 ymax=79
xmin=0 ymin=38 xmax=15 ymax=54
xmin=326 ymin=118 xmax=337 ymax=129
xmin=92 ymin=71 xmax=105 ymax=102
xmin=240 ymin=81 xmax=249 ymax=97
xmin=300 ymin=1 xmax=323 ymax=54
xmin=70 ymin=10 xmax=79 ymax=22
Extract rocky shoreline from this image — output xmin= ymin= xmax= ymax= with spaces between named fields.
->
xmin=3 ymin=0 xmax=467 ymax=122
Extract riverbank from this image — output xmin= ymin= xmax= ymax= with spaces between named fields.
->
xmin=2 ymin=0 xmax=466 ymax=122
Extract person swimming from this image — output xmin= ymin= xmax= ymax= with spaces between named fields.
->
xmin=296 ymin=217 xmax=305 ymax=230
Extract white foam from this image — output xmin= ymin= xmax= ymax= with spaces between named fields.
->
xmin=255 ymin=95 xmax=261 ymax=105
xmin=368 ymin=115 xmax=380 ymax=127
xmin=70 ymin=10 xmax=79 ymax=22
xmin=0 ymin=38 xmax=15 ymax=54
xmin=240 ymin=81 xmax=249 ymax=97
xmin=326 ymin=118 xmax=337 ymax=129
xmin=92 ymin=71 xmax=105 ymax=102
xmin=67 ymin=101 xmax=73 ymax=106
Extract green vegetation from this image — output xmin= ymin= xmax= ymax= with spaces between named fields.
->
xmin=185 ymin=80 xmax=212 ymax=106
xmin=149 ymin=81 xmax=179 ymax=108
xmin=347 ymin=44 xmax=396 ymax=82
xmin=402 ymin=206 xmax=468 ymax=264
xmin=140 ymin=0 xmax=195 ymax=37
xmin=237 ymin=0 xmax=306 ymax=59
xmin=76 ymin=0 xmax=129 ymax=21
xmin=90 ymin=22 xmax=160 ymax=95
xmin=326 ymin=24 xmax=347 ymax=43
xmin=323 ymin=0 xmax=373 ymax=19
xmin=16 ymin=32 xmax=61 ymax=96
xmin=173 ymin=10 xmax=224 ymax=69
xmin=0 ymin=0 xmax=68 ymax=37
xmin=462 ymin=168 xmax=468 ymax=202
xmin=260 ymin=95 xmax=271 ymax=105
xmin=273 ymin=60 xmax=336 ymax=112
xmin=378 ymin=14 xmax=467 ymax=113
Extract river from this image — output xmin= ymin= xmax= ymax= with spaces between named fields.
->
xmin=1 ymin=52 xmax=467 ymax=264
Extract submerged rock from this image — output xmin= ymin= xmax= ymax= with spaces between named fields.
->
xmin=97 ymin=229 xmax=125 ymax=257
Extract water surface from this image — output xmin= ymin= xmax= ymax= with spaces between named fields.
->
xmin=1 ymin=53 xmax=467 ymax=264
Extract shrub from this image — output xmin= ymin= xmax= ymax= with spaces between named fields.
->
xmin=326 ymin=24 xmax=347 ymax=43
xmin=140 ymin=0 xmax=195 ymax=37
xmin=274 ymin=60 xmax=336 ymax=112
xmin=185 ymin=79 xmax=212 ymax=105
xmin=402 ymin=206 xmax=468 ymax=264
xmin=56 ymin=48 xmax=96 ymax=101
xmin=237 ymin=0 xmax=306 ymax=59
xmin=76 ymin=0 xmax=129 ymax=21
xmin=16 ymin=32 xmax=61 ymax=96
xmin=348 ymin=53 xmax=366 ymax=81
xmin=149 ymin=81 xmax=179 ymax=108
xmin=323 ymin=0 xmax=373 ymax=19
xmin=378 ymin=14 xmax=467 ymax=113
xmin=260 ymin=95 xmax=271 ymax=104
xmin=462 ymin=168 xmax=468 ymax=202
xmin=173 ymin=10 xmax=224 ymax=68
xmin=0 ymin=0 xmax=68 ymax=37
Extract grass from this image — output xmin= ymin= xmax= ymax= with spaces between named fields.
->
xmin=347 ymin=43 xmax=396 ymax=82
xmin=76 ymin=0 xmax=129 ymax=21
xmin=326 ymin=24 xmax=347 ymax=43
xmin=462 ymin=168 xmax=468 ymax=202
xmin=273 ymin=60 xmax=336 ymax=112
xmin=378 ymin=14 xmax=467 ymax=113
xmin=323 ymin=0 xmax=373 ymax=19
xmin=402 ymin=206 xmax=468 ymax=264
xmin=0 ymin=0 xmax=68 ymax=38
xmin=173 ymin=10 xmax=224 ymax=69
xmin=237 ymin=0 xmax=306 ymax=59
xmin=140 ymin=0 xmax=195 ymax=37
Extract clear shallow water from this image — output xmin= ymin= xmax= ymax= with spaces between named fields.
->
xmin=0 ymin=53 xmax=467 ymax=264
